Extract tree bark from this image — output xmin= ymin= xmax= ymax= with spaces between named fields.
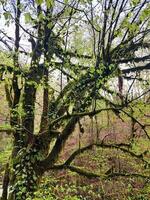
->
xmin=7 ymin=142 xmax=43 ymax=200
xmin=1 ymin=163 xmax=10 ymax=200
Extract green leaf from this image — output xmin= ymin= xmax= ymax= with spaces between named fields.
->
xmin=64 ymin=0 xmax=68 ymax=3
xmin=140 ymin=5 xmax=150 ymax=21
xmin=21 ymin=187 xmax=27 ymax=193
xmin=3 ymin=11 xmax=11 ymax=20
xmin=24 ymin=13 xmax=32 ymax=24
xmin=38 ymin=12 xmax=45 ymax=21
xmin=131 ymin=0 xmax=140 ymax=6
xmin=46 ymin=0 xmax=54 ymax=8
xmin=35 ymin=0 xmax=43 ymax=5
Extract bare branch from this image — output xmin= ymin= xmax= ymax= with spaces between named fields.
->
xmin=122 ymin=63 xmax=150 ymax=74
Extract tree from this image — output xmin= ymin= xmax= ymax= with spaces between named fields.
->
xmin=0 ymin=0 xmax=150 ymax=199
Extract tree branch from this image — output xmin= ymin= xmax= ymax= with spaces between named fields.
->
xmin=39 ymin=117 xmax=78 ymax=172
xmin=50 ymin=164 xmax=150 ymax=180
xmin=64 ymin=143 xmax=148 ymax=166
xmin=49 ymin=108 xmax=116 ymax=127
xmin=122 ymin=63 xmax=150 ymax=74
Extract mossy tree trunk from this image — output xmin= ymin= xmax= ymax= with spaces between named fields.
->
xmin=7 ymin=117 xmax=78 ymax=200
xmin=8 ymin=142 xmax=43 ymax=200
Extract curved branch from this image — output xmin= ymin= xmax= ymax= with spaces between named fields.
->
xmin=107 ymin=172 xmax=150 ymax=179
xmin=51 ymin=164 xmax=150 ymax=180
xmin=64 ymin=143 xmax=148 ymax=166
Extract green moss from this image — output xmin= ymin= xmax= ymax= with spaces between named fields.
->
xmin=0 ymin=137 xmax=12 ymax=165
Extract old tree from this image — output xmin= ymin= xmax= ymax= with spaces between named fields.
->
xmin=0 ymin=0 xmax=150 ymax=199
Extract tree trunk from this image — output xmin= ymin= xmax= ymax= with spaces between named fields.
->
xmin=1 ymin=163 xmax=10 ymax=200
xmin=7 ymin=143 xmax=44 ymax=200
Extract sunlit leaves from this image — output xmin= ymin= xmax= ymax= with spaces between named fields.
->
xmin=38 ymin=12 xmax=45 ymax=21
xmin=35 ymin=0 xmax=54 ymax=8
xmin=128 ymin=23 xmax=139 ymax=35
xmin=3 ymin=10 xmax=13 ymax=26
xmin=35 ymin=0 xmax=44 ymax=5
xmin=140 ymin=5 xmax=150 ymax=21
xmin=24 ymin=12 xmax=32 ymax=24
xmin=130 ymin=0 xmax=140 ymax=7
xmin=3 ymin=11 xmax=11 ymax=20
xmin=0 ymin=52 xmax=13 ymax=66
xmin=46 ymin=0 xmax=54 ymax=8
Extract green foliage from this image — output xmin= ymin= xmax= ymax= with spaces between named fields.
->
xmin=0 ymin=52 xmax=13 ymax=66
xmin=46 ymin=0 xmax=54 ymax=8
xmin=128 ymin=194 xmax=149 ymax=200
xmin=24 ymin=13 xmax=32 ymax=24
xmin=35 ymin=0 xmax=54 ymax=7
xmin=10 ymin=147 xmax=40 ymax=200
xmin=33 ymin=176 xmax=101 ymax=200
xmin=3 ymin=11 xmax=12 ymax=20
xmin=35 ymin=0 xmax=44 ymax=5
xmin=140 ymin=5 xmax=150 ymax=21
xmin=0 ymin=137 xmax=12 ymax=164
xmin=130 ymin=0 xmax=140 ymax=6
